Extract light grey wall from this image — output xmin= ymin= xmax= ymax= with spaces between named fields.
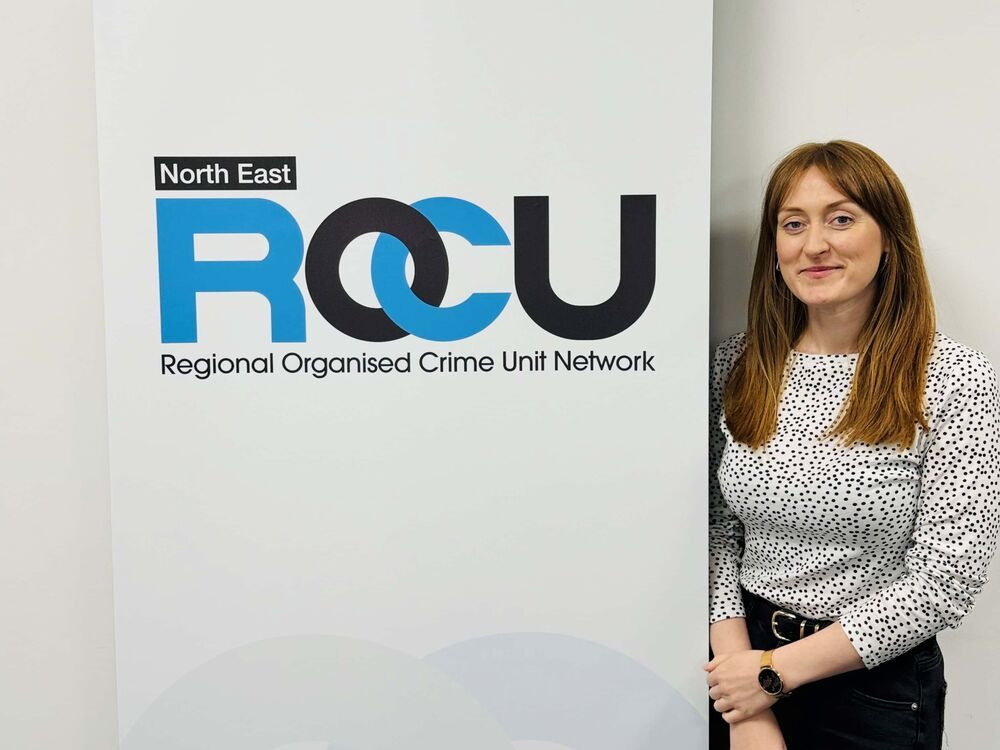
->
xmin=712 ymin=2 xmax=1000 ymax=747
xmin=1 ymin=0 xmax=997 ymax=747
xmin=0 ymin=1 xmax=117 ymax=748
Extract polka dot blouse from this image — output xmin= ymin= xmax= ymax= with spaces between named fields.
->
xmin=708 ymin=330 xmax=1000 ymax=669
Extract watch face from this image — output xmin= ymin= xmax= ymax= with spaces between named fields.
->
xmin=758 ymin=668 xmax=783 ymax=695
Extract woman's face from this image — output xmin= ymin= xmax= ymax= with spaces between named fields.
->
xmin=775 ymin=165 xmax=884 ymax=313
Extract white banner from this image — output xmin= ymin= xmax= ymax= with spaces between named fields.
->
xmin=94 ymin=2 xmax=713 ymax=747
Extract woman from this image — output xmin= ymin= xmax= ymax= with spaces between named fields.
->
xmin=704 ymin=140 xmax=1000 ymax=749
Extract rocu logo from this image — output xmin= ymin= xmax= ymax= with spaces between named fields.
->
xmin=156 ymin=195 xmax=655 ymax=343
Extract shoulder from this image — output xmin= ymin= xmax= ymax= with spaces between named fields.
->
xmin=926 ymin=331 xmax=998 ymax=392
xmin=712 ymin=331 xmax=747 ymax=370
xmin=710 ymin=331 xmax=748 ymax=393
xmin=924 ymin=331 xmax=999 ymax=417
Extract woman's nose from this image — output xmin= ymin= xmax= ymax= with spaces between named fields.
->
xmin=803 ymin=224 xmax=831 ymax=255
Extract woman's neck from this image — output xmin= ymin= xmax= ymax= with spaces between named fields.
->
xmin=794 ymin=305 xmax=871 ymax=355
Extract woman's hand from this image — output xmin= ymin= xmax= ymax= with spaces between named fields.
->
xmin=704 ymin=649 xmax=778 ymax=723
xmin=729 ymin=708 xmax=787 ymax=750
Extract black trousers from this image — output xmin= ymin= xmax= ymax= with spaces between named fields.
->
xmin=709 ymin=586 xmax=947 ymax=750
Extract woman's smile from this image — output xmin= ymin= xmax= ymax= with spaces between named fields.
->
xmin=802 ymin=267 xmax=841 ymax=279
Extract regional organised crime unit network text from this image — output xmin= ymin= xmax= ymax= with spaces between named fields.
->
xmin=161 ymin=350 xmax=656 ymax=379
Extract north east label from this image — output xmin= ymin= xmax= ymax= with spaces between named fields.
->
xmin=154 ymin=156 xmax=297 ymax=190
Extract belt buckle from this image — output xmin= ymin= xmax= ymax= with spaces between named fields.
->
xmin=771 ymin=610 xmax=822 ymax=641
xmin=771 ymin=610 xmax=798 ymax=642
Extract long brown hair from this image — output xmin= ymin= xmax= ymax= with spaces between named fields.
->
xmin=724 ymin=140 xmax=936 ymax=451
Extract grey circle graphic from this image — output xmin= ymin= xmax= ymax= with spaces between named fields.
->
xmin=121 ymin=635 xmax=514 ymax=750
xmin=424 ymin=632 xmax=706 ymax=750
xmin=121 ymin=632 xmax=706 ymax=750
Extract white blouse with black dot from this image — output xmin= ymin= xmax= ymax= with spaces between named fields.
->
xmin=709 ymin=330 xmax=1000 ymax=669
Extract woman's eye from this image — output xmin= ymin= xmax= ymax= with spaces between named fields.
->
xmin=832 ymin=215 xmax=854 ymax=226
xmin=782 ymin=220 xmax=803 ymax=231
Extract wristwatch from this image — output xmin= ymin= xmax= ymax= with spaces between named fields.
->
xmin=758 ymin=649 xmax=793 ymax=698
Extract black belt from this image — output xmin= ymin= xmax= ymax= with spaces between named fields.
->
xmin=742 ymin=586 xmax=837 ymax=643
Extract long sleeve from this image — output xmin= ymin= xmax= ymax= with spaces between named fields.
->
xmin=708 ymin=333 xmax=748 ymax=624
xmin=838 ymin=349 xmax=1000 ymax=668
